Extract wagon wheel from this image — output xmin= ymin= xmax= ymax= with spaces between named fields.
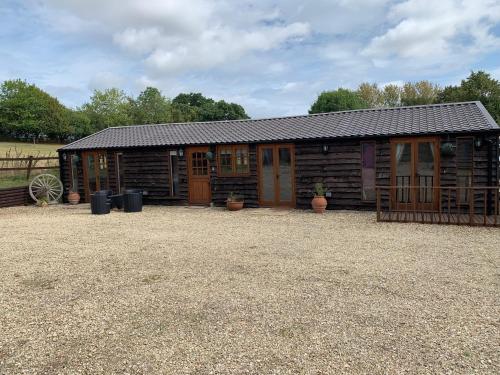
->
xmin=29 ymin=174 xmax=63 ymax=204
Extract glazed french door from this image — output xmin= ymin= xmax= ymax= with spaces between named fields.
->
xmin=187 ymin=146 xmax=211 ymax=205
xmin=82 ymin=150 xmax=108 ymax=202
xmin=258 ymin=144 xmax=295 ymax=207
xmin=391 ymin=137 xmax=440 ymax=211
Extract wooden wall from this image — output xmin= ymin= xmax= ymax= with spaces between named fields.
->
xmin=295 ymin=139 xmax=390 ymax=210
xmin=0 ymin=186 xmax=30 ymax=208
xmin=60 ymin=147 xmax=188 ymax=205
xmin=58 ymin=131 xmax=499 ymax=211
xmin=109 ymin=148 xmax=188 ymax=205
xmin=295 ymin=133 xmax=498 ymax=211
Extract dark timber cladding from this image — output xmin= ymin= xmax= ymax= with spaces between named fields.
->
xmin=107 ymin=147 xmax=188 ymax=205
xmin=58 ymin=101 xmax=500 ymax=212
xmin=0 ymin=186 xmax=31 ymax=208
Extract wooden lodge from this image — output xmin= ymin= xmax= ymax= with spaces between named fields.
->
xmin=58 ymin=102 xmax=500 ymax=225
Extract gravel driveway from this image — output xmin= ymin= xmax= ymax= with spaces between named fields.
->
xmin=0 ymin=205 xmax=499 ymax=374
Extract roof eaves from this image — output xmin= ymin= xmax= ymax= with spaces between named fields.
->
xmin=58 ymin=127 xmax=112 ymax=151
xmin=474 ymin=101 xmax=499 ymax=128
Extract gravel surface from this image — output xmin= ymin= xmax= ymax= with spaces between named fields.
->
xmin=0 ymin=205 xmax=499 ymax=374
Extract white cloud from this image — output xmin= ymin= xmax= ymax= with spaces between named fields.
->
xmin=113 ymin=28 xmax=163 ymax=55
xmin=380 ymin=80 xmax=404 ymax=88
xmin=363 ymin=0 xmax=500 ymax=65
xmin=491 ymin=67 xmax=500 ymax=80
xmin=281 ymin=82 xmax=302 ymax=92
xmin=88 ymin=72 xmax=124 ymax=91
xmin=8 ymin=0 xmax=500 ymax=117
xmin=38 ymin=0 xmax=310 ymax=76
xmin=144 ymin=23 xmax=310 ymax=74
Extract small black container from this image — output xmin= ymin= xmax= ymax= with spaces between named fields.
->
xmin=94 ymin=190 xmax=113 ymax=197
xmin=91 ymin=193 xmax=111 ymax=215
xmin=110 ymin=194 xmax=124 ymax=210
xmin=123 ymin=192 xmax=143 ymax=213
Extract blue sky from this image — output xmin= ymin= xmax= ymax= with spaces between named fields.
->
xmin=1 ymin=0 xmax=500 ymax=118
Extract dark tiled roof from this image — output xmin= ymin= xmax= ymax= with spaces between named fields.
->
xmin=60 ymin=101 xmax=499 ymax=151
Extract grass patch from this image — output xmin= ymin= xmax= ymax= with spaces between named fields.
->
xmin=0 ymin=174 xmax=29 ymax=189
xmin=0 ymin=170 xmax=60 ymax=189
xmin=0 ymin=142 xmax=62 ymax=156
xmin=0 ymin=142 xmax=61 ymax=189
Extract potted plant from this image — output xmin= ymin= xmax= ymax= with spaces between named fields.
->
xmin=36 ymin=196 xmax=49 ymax=207
xmin=227 ymin=192 xmax=244 ymax=211
xmin=67 ymin=190 xmax=80 ymax=205
xmin=311 ymin=182 xmax=328 ymax=213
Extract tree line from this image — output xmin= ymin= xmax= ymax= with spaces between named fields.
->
xmin=0 ymin=70 xmax=498 ymax=144
xmin=309 ymin=71 xmax=500 ymax=124
xmin=0 ymin=81 xmax=249 ymax=143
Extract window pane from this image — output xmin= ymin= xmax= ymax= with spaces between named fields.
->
xmin=86 ymin=154 xmax=96 ymax=193
xmin=361 ymin=143 xmax=376 ymax=201
xmin=98 ymin=153 xmax=108 ymax=190
xmin=219 ymin=148 xmax=233 ymax=175
xmin=71 ymin=155 xmax=78 ymax=192
xmin=417 ymin=142 xmax=435 ymax=203
xmin=261 ymin=148 xmax=274 ymax=202
xmin=235 ymin=147 xmax=249 ymax=174
xmin=192 ymin=152 xmax=209 ymax=176
xmin=395 ymin=143 xmax=412 ymax=203
xmin=278 ymin=147 xmax=292 ymax=201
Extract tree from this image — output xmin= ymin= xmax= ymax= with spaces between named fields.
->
xmin=65 ymin=110 xmax=93 ymax=139
xmin=81 ymin=88 xmax=132 ymax=131
xmin=170 ymin=103 xmax=201 ymax=123
xmin=0 ymin=79 xmax=69 ymax=142
xmin=171 ymin=92 xmax=249 ymax=122
xmin=129 ymin=87 xmax=171 ymax=124
xmin=357 ymin=83 xmax=383 ymax=108
xmin=400 ymin=81 xmax=440 ymax=106
xmin=381 ymin=84 xmax=401 ymax=107
xmin=309 ymin=88 xmax=367 ymax=114
xmin=172 ymin=93 xmax=213 ymax=108
xmin=438 ymin=71 xmax=500 ymax=123
xmin=201 ymin=100 xmax=249 ymax=121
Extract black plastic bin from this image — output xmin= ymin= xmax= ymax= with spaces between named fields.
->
xmin=91 ymin=193 xmax=111 ymax=215
xmin=110 ymin=194 xmax=124 ymax=210
xmin=123 ymin=190 xmax=143 ymax=213
xmin=94 ymin=190 xmax=113 ymax=197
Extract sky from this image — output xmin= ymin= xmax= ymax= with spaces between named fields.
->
xmin=1 ymin=0 xmax=500 ymax=119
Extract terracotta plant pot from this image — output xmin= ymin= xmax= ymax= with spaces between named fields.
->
xmin=67 ymin=191 xmax=80 ymax=205
xmin=311 ymin=195 xmax=327 ymax=213
xmin=227 ymin=199 xmax=244 ymax=211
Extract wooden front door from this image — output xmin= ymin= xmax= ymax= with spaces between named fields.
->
xmin=82 ymin=150 xmax=109 ymax=202
xmin=187 ymin=146 xmax=211 ymax=205
xmin=391 ymin=137 xmax=440 ymax=211
xmin=258 ymin=144 xmax=295 ymax=207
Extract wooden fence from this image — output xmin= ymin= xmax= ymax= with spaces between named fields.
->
xmin=0 ymin=156 xmax=59 ymax=179
xmin=0 ymin=156 xmax=59 ymax=208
